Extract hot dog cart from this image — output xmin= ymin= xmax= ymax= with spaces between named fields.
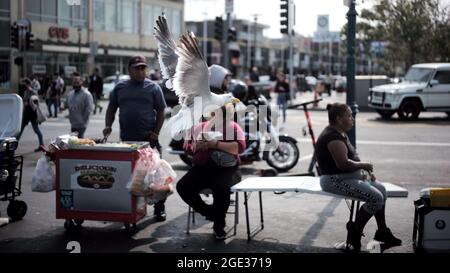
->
xmin=55 ymin=142 xmax=149 ymax=231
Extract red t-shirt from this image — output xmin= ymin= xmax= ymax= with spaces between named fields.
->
xmin=183 ymin=121 xmax=246 ymax=166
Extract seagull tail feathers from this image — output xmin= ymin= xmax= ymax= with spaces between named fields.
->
xmin=166 ymin=107 xmax=194 ymax=138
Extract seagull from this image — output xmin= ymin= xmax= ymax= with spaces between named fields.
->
xmin=154 ymin=15 xmax=242 ymax=138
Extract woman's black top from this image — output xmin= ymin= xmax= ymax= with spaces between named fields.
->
xmin=315 ymin=126 xmax=359 ymax=175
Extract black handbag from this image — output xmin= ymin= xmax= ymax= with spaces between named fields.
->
xmin=210 ymin=150 xmax=237 ymax=167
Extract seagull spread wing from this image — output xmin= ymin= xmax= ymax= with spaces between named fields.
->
xmin=154 ymin=15 xmax=178 ymax=89
xmin=172 ymin=32 xmax=210 ymax=106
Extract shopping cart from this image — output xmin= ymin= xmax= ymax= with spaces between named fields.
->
xmin=0 ymin=137 xmax=26 ymax=221
xmin=0 ymin=94 xmax=27 ymax=221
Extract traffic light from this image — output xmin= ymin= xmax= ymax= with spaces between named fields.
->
xmin=14 ymin=56 xmax=23 ymax=66
xmin=227 ymin=27 xmax=237 ymax=42
xmin=25 ymin=31 xmax=34 ymax=50
xmin=280 ymin=0 xmax=289 ymax=34
xmin=10 ymin=23 xmax=19 ymax=49
xmin=214 ymin=16 xmax=223 ymax=41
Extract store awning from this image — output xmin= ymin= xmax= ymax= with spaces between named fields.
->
xmin=42 ymin=44 xmax=155 ymax=58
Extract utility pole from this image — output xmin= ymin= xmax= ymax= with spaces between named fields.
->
xmin=288 ymin=1 xmax=295 ymax=100
xmin=78 ymin=26 xmax=82 ymax=73
xmin=224 ymin=0 xmax=234 ymax=69
xmin=346 ymin=0 xmax=358 ymax=147
xmin=251 ymin=14 xmax=259 ymax=70
xmin=203 ymin=11 xmax=208 ymax=62
xmin=280 ymin=0 xmax=294 ymax=98
xmin=224 ymin=12 xmax=231 ymax=69
xmin=246 ymin=20 xmax=251 ymax=71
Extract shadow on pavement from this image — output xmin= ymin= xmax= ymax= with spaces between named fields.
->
xmin=0 ymin=216 xmax=159 ymax=253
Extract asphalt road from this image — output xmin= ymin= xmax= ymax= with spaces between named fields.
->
xmin=1 ymin=94 xmax=449 ymax=253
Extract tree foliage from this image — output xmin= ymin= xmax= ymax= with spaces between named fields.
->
xmin=343 ymin=0 xmax=450 ymax=75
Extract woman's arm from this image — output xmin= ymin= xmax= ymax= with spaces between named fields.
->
xmin=327 ymin=140 xmax=373 ymax=172
xmin=206 ymin=140 xmax=239 ymax=155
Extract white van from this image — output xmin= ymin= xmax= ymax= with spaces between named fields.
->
xmin=368 ymin=63 xmax=450 ymax=120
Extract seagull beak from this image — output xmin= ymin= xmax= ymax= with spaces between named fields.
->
xmin=231 ymin=98 xmax=241 ymax=104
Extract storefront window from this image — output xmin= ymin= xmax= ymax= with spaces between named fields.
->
xmin=26 ymin=0 xmax=87 ymax=26
xmin=0 ymin=52 xmax=10 ymax=89
xmin=120 ymin=0 xmax=138 ymax=33
xmin=93 ymin=0 xmax=105 ymax=30
xmin=25 ymin=0 xmax=41 ymax=21
xmin=0 ymin=0 xmax=9 ymax=18
xmin=105 ymin=0 xmax=117 ymax=32
xmin=152 ymin=5 xmax=162 ymax=33
xmin=171 ymin=9 xmax=182 ymax=39
xmin=143 ymin=4 xmax=153 ymax=35
xmin=41 ymin=0 xmax=57 ymax=23
xmin=73 ymin=3 xmax=88 ymax=27
xmin=0 ymin=21 xmax=10 ymax=47
xmin=58 ymin=0 xmax=72 ymax=26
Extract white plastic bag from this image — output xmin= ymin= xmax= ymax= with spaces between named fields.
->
xmin=126 ymin=148 xmax=158 ymax=196
xmin=31 ymin=155 xmax=55 ymax=192
xmin=144 ymin=159 xmax=176 ymax=204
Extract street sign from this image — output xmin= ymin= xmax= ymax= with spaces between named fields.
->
xmin=64 ymin=66 xmax=77 ymax=77
xmin=90 ymin=42 xmax=98 ymax=56
xmin=225 ymin=0 xmax=233 ymax=14
xmin=32 ymin=65 xmax=46 ymax=74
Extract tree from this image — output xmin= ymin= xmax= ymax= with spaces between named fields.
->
xmin=342 ymin=0 xmax=450 ymax=76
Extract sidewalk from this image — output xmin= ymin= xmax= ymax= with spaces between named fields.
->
xmin=287 ymin=91 xmax=347 ymax=111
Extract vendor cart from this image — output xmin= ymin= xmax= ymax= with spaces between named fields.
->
xmin=55 ymin=142 xmax=149 ymax=231
xmin=0 ymin=94 xmax=27 ymax=221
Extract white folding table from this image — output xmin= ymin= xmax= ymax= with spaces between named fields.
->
xmin=230 ymin=176 xmax=409 ymax=242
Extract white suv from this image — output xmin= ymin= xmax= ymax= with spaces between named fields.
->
xmin=368 ymin=63 xmax=450 ymax=120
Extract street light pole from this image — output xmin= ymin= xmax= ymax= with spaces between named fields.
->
xmin=203 ymin=11 xmax=208 ymax=62
xmin=346 ymin=0 xmax=358 ymax=147
xmin=78 ymin=26 xmax=82 ymax=73
xmin=251 ymin=14 xmax=259 ymax=69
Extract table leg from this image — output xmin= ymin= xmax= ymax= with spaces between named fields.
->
xmin=244 ymin=192 xmax=251 ymax=241
xmin=259 ymin=191 xmax=264 ymax=229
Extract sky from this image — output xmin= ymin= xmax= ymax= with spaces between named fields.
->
xmin=184 ymin=0 xmax=450 ymax=38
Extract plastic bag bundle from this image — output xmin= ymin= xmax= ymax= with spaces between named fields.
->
xmin=144 ymin=159 xmax=176 ymax=204
xmin=126 ymin=148 xmax=159 ymax=196
xmin=31 ymin=155 xmax=56 ymax=192
xmin=126 ymin=148 xmax=176 ymax=203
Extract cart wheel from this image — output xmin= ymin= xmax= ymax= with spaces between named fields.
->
xmin=64 ymin=219 xmax=76 ymax=231
xmin=7 ymin=200 xmax=27 ymax=221
xmin=74 ymin=219 xmax=84 ymax=226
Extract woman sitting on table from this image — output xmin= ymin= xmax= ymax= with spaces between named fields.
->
xmin=315 ymin=103 xmax=402 ymax=251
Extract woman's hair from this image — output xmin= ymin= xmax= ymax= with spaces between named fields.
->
xmin=326 ymin=103 xmax=349 ymax=124
xmin=21 ymin=77 xmax=32 ymax=86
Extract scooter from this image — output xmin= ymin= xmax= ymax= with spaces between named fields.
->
xmin=167 ymin=93 xmax=300 ymax=173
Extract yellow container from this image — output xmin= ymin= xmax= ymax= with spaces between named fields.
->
xmin=430 ymin=188 xmax=450 ymax=208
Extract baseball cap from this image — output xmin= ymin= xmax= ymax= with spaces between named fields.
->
xmin=128 ymin=55 xmax=148 ymax=68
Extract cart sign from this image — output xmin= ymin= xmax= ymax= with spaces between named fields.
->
xmin=225 ymin=0 xmax=233 ymax=14
xmin=60 ymin=190 xmax=74 ymax=209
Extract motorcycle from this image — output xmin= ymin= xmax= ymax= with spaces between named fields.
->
xmin=167 ymin=82 xmax=300 ymax=173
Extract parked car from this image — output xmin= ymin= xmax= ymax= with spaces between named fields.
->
xmin=102 ymin=75 xmax=130 ymax=100
xmin=334 ymin=76 xmax=347 ymax=93
xmin=368 ymin=63 xmax=450 ymax=120
xmin=305 ymin=76 xmax=317 ymax=91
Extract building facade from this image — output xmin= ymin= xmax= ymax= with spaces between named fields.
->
xmin=1 ymin=0 xmax=184 ymax=93
xmin=186 ymin=18 xmax=313 ymax=78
